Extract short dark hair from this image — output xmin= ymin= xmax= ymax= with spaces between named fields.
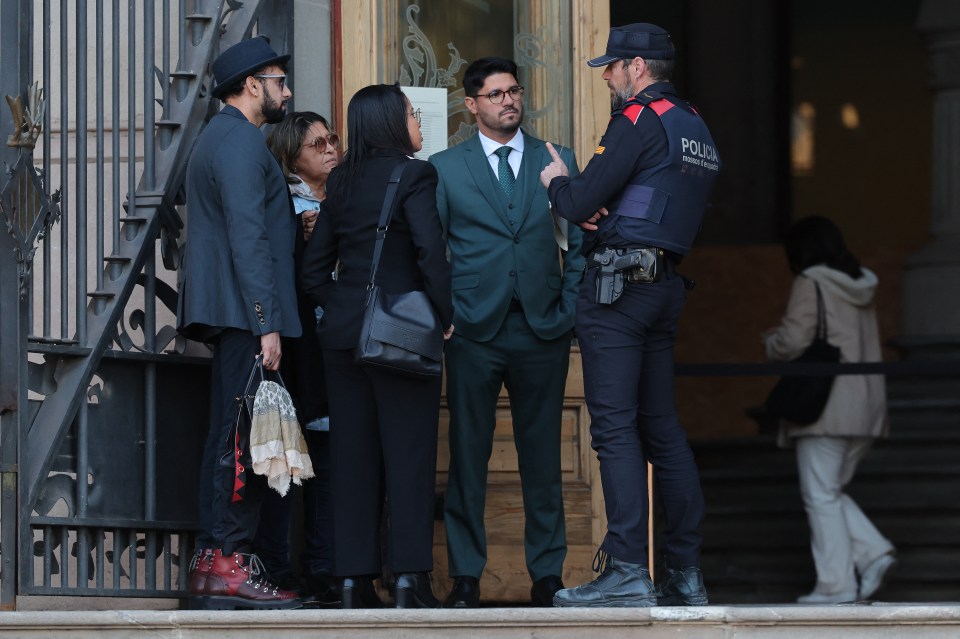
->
xmin=267 ymin=111 xmax=331 ymax=181
xmin=642 ymin=58 xmax=674 ymax=82
xmin=462 ymin=57 xmax=519 ymax=96
xmin=784 ymin=216 xmax=863 ymax=279
xmin=617 ymin=57 xmax=673 ymax=84
xmin=339 ymin=84 xmax=414 ymax=184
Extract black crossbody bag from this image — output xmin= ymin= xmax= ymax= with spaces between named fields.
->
xmin=355 ymin=161 xmax=443 ymax=378
xmin=765 ymin=283 xmax=841 ymax=425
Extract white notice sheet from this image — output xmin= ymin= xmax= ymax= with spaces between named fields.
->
xmin=401 ymin=86 xmax=449 ymax=161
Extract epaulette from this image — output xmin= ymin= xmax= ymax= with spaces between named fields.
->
xmin=616 ymin=91 xmax=676 ymax=126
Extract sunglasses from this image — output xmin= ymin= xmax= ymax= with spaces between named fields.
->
xmin=303 ymin=133 xmax=340 ymax=152
xmin=254 ymin=73 xmax=287 ymax=90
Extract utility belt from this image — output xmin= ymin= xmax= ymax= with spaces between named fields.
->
xmin=585 ymin=246 xmax=675 ymax=305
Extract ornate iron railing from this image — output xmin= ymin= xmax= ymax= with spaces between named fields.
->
xmin=0 ymin=0 xmax=285 ymax=606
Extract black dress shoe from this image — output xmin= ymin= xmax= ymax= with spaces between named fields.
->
xmin=394 ymin=572 xmax=440 ymax=608
xmin=443 ymin=576 xmax=480 ymax=608
xmin=656 ymin=566 xmax=708 ymax=606
xmin=341 ymin=576 xmax=383 ymax=609
xmin=553 ymin=555 xmax=656 ymax=607
xmin=305 ymin=572 xmax=342 ymax=609
xmin=530 ymin=575 xmax=564 ymax=607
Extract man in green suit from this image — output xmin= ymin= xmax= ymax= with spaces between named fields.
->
xmin=430 ymin=56 xmax=584 ymax=608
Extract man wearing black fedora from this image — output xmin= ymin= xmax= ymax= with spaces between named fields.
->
xmin=177 ymin=35 xmax=302 ymax=610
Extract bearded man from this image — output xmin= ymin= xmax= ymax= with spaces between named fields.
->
xmin=429 ymin=56 xmax=583 ymax=608
xmin=177 ymin=35 xmax=301 ymax=610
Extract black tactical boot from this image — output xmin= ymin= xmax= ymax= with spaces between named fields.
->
xmin=656 ymin=565 xmax=709 ymax=606
xmin=553 ymin=554 xmax=656 ymax=607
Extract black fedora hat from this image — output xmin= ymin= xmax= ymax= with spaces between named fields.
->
xmin=211 ymin=35 xmax=290 ymax=99
xmin=587 ymin=23 xmax=674 ymax=67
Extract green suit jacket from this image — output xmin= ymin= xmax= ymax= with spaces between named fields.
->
xmin=430 ymin=132 xmax=584 ymax=342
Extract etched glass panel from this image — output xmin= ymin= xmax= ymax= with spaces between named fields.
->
xmin=377 ymin=0 xmax=573 ymax=151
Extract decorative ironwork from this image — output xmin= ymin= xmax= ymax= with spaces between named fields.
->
xmin=4 ymin=0 xmax=278 ymax=604
xmin=515 ymin=30 xmax=557 ymax=122
xmin=113 ymin=275 xmax=190 ymax=355
xmin=398 ymin=5 xmax=466 ymax=88
xmin=4 ymin=82 xmax=44 ymax=149
xmin=0 ymin=154 xmax=62 ymax=299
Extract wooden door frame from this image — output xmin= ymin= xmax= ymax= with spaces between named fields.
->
xmin=332 ymin=0 xmax=609 ymax=166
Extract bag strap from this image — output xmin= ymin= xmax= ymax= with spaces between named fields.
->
xmin=366 ymin=161 xmax=409 ymax=289
xmin=241 ymin=354 xmax=289 ymax=398
xmin=814 ymin=283 xmax=828 ymax=340
xmin=242 ymin=355 xmax=265 ymax=398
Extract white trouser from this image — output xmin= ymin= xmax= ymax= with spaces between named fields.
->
xmin=795 ymin=436 xmax=894 ymax=595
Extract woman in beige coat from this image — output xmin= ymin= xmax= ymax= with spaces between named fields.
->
xmin=764 ymin=216 xmax=894 ymax=604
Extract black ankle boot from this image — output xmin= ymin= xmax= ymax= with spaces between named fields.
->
xmin=341 ymin=576 xmax=383 ymax=609
xmin=394 ymin=572 xmax=440 ymax=608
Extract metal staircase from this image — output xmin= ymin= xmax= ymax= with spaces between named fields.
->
xmin=0 ymin=0 xmax=280 ymax=607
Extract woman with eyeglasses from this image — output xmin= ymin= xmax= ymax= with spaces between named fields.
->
xmin=270 ymin=111 xmax=341 ymax=241
xmin=300 ymin=84 xmax=453 ymax=608
xmin=251 ymin=112 xmax=343 ymax=607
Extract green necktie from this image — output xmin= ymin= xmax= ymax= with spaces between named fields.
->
xmin=495 ymin=146 xmax=515 ymax=198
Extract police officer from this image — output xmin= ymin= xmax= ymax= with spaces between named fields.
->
xmin=539 ymin=23 xmax=719 ymax=607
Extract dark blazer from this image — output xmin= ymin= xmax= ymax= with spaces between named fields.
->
xmin=300 ymin=150 xmax=453 ymax=350
xmin=177 ymin=105 xmax=301 ymax=340
xmin=429 ymin=132 xmax=583 ymax=342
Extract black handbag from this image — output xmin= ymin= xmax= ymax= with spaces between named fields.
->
xmin=765 ymin=283 xmax=841 ymax=425
xmin=355 ymin=162 xmax=443 ymax=378
xmin=220 ymin=356 xmax=262 ymax=503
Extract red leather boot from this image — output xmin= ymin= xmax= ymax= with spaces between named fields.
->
xmin=201 ymin=549 xmax=301 ymax=610
xmin=186 ymin=549 xmax=214 ymax=609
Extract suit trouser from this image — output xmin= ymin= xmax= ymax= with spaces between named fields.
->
xmin=795 ymin=436 xmax=893 ymax=595
xmin=196 ymin=328 xmax=268 ymax=554
xmin=254 ymin=429 xmax=333 ymax=577
xmin=323 ymin=348 xmax=440 ymax=576
xmin=254 ymin=308 xmax=333 ymax=578
xmin=576 ymin=271 xmax=704 ymax=567
xmin=443 ymin=311 xmax=570 ymax=581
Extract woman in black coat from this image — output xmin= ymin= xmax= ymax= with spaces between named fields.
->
xmin=300 ymin=84 xmax=454 ymax=609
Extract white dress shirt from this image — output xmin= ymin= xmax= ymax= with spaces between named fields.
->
xmin=478 ymin=128 xmax=524 ymax=183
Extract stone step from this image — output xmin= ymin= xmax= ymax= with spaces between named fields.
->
xmin=2 ymin=606 xmax=960 ymax=638
xmin=700 ymin=513 xmax=960 ymax=549
xmin=701 ymin=476 xmax=960 ymax=514
xmin=701 ymin=546 xmax=960 ymax=603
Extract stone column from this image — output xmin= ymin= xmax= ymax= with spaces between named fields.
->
xmin=901 ymin=1 xmax=960 ymax=354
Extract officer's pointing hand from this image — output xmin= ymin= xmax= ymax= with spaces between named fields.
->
xmin=539 ymin=142 xmax=569 ymax=187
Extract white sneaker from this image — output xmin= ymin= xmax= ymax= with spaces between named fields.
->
xmin=796 ymin=589 xmax=858 ymax=604
xmin=859 ymin=553 xmax=896 ymax=600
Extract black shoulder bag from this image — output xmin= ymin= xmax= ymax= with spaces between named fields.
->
xmin=765 ymin=283 xmax=841 ymax=425
xmin=355 ymin=161 xmax=443 ymax=378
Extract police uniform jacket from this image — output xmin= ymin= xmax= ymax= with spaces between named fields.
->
xmin=177 ymin=105 xmax=302 ymax=341
xmin=299 ymin=150 xmax=453 ymax=350
xmin=547 ymin=81 xmax=719 ymax=257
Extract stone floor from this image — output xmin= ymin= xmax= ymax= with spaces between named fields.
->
xmin=1 ymin=604 xmax=959 ymax=638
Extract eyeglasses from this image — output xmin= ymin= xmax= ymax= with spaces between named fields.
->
xmin=254 ymin=74 xmax=287 ymax=90
xmin=470 ymin=85 xmax=525 ymax=104
xmin=409 ymin=108 xmax=422 ymax=124
xmin=302 ymin=133 xmax=340 ymax=152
